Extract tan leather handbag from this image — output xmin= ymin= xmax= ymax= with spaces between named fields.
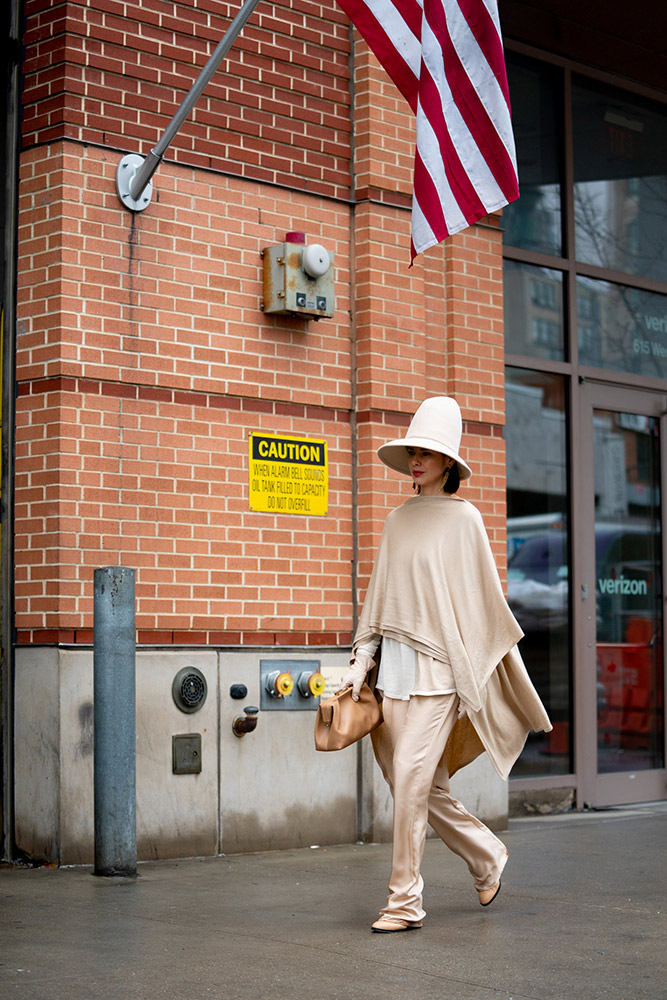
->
xmin=314 ymin=681 xmax=383 ymax=751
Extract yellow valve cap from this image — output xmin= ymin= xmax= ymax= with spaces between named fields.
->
xmin=308 ymin=672 xmax=326 ymax=698
xmin=275 ymin=671 xmax=294 ymax=697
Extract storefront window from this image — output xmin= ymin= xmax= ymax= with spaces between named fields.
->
xmin=504 ymin=54 xmax=563 ymax=257
xmin=505 ymin=261 xmax=566 ymax=361
xmin=573 ymin=77 xmax=667 ymax=283
xmin=503 ymin=55 xmax=667 ymax=802
xmin=577 ymin=275 xmax=667 ymax=379
xmin=593 ymin=410 xmax=665 ymax=773
xmin=505 ymin=369 xmax=571 ymax=775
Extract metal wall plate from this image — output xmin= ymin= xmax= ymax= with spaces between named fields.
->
xmin=259 ymin=659 xmax=321 ymax=711
xmin=116 ymin=153 xmax=153 ymax=212
xmin=172 ymin=733 xmax=202 ymax=774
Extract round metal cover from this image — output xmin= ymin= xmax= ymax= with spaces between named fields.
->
xmin=172 ymin=667 xmax=208 ymax=713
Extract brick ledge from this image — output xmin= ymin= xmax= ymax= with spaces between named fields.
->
xmin=15 ymin=629 xmax=354 ymax=648
xmin=17 ymin=377 xmax=351 ymax=424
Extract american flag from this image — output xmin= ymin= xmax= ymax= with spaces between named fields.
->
xmin=336 ymin=0 xmax=519 ymax=261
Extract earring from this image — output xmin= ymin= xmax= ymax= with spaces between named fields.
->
xmin=440 ymin=466 xmax=451 ymax=492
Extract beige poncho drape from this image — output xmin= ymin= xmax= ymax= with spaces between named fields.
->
xmin=354 ymin=494 xmax=552 ymax=779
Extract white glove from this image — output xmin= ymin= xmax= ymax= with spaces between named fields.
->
xmin=340 ymin=650 xmax=376 ymax=701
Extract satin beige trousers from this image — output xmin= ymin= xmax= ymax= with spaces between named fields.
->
xmin=370 ymin=693 xmax=508 ymax=922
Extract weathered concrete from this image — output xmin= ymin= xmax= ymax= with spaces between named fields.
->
xmin=1 ymin=802 xmax=665 ymax=1000
xmin=14 ymin=648 xmax=221 ymax=864
xmin=14 ymin=646 xmax=508 ymax=863
xmin=217 ymin=650 xmax=358 ymax=853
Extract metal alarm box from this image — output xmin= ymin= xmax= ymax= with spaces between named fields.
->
xmin=262 ymin=238 xmax=335 ymax=319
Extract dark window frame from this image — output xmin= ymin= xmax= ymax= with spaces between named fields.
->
xmin=503 ymin=43 xmax=667 ymax=796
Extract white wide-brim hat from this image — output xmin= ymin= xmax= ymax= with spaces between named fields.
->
xmin=377 ymin=396 xmax=472 ymax=480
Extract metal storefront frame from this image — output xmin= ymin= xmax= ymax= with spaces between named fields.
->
xmin=503 ymin=41 xmax=667 ymax=806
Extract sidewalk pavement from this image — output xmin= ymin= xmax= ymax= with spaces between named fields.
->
xmin=1 ymin=803 xmax=666 ymax=1000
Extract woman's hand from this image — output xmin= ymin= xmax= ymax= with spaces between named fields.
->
xmin=340 ymin=650 xmax=376 ymax=701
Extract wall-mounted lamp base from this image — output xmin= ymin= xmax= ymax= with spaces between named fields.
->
xmin=116 ymin=154 xmax=153 ymax=212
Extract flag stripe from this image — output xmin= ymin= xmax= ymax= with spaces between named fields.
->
xmin=424 ymin=1 xmax=518 ymax=202
xmin=417 ymin=69 xmax=487 ymax=224
xmin=419 ymin=16 xmax=506 ymax=214
xmin=464 ymin=0 xmax=511 ymax=107
xmin=413 ymin=147 xmax=448 ymax=241
xmin=337 ymin=0 xmax=519 ymax=261
xmin=410 ymin=186 xmax=436 ymax=259
xmin=337 ymin=0 xmax=422 ymax=108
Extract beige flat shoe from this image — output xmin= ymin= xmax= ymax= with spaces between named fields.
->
xmin=478 ymin=879 xmax=501 ymax=907
xmin=371 ymin=915 xmax=423 ymax=933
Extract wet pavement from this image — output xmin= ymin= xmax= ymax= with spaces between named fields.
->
xmin=1 ymin=802 xmax=666 ymax=1000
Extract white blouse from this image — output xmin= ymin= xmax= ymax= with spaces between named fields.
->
xmin=357 ymin=634 xmax=456 ymax=701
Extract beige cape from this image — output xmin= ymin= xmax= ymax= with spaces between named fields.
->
xmin=354 ymin=495 xmax=552 ymax=779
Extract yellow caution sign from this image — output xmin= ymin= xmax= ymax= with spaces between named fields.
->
xmin=249 ymin=433 xmax=328 ymax=516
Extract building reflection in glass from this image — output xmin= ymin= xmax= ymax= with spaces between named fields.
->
xmin=593 ymin=410 xmax=665 ymax=774
xmin=577 ymin=276 xmax=667 ymax=379
xmin=573 ymin=76 xmax=667 ymax=284
xmin=504 ymin=54 xmax=563 ymax=258
xmin=505 ymin=370 xmax=571 ymax=775
xmin=504 ymin=261 xmax=565 ymax=361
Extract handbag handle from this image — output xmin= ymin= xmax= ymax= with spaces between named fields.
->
xmin=320 ymin=685 xmax=351 ymax=725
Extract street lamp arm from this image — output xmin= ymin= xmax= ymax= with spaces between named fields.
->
xmin=117 ymin=0 xmax=264 ymax=211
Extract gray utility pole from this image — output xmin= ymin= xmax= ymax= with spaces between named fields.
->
xmin=116 ymin=0 xmax=263 ymax=212
xmin=93 ymin=566 xmax=137 ymax=877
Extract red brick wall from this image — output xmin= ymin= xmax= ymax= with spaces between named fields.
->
xmin=350 ymin=42 xmax=509 ymax=602
xmin=15 ymin=8 xmax=510 ymax=645
xmin=15 ymin=142 xmax=354 ymax=643
xmin=21 ymin=0 xmax=352 ymax=200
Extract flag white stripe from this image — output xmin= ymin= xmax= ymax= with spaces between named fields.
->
xmin=446 ymin=2 xmax=518 ymax=172
xmin=356 ymin=0 xmax=423 ymax=81
xmin=410 ymin=191 xmax=437 ymax=255
xmin=480 ymin=0 xmax=501 ymax=37
xmin=415 ymin=103 xmax=469 ymax=233
xmin=420 ymin=18 xmax=506 ymax=208
xmin=338 ymin=0 xmax=519 ymax=260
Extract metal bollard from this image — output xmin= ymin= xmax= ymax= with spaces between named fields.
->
xmin=93 ymin=566 xmax=137 ymax=877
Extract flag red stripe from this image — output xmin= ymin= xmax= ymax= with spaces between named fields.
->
xmin=336 ymin=0 xmax=421 ymax=108
xmin=424 ymin=0 xmax=518 ymax=201
xmin=418 ymin=69 xmax=487 ymax=222
xmin=458 ymin=0 xmax=511 ymax=107
xmin=412 ymin=147 xmax=449 ymax=239
xmin=336 ymin=0 xmax=520 ymax=259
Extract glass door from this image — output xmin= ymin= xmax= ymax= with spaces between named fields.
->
xmin=578 ymin=384 xmax=667 ymax=806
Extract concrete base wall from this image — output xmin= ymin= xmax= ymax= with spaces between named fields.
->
xmin=218 ymin=649 xmax=357 ymax=854
xmin=14 ymin=646 xmax=507 ymax=864
xmin=14 ymin=647 xmax=220 ymax=864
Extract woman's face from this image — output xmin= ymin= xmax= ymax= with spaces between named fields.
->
xmin=405 ymin=447 xmax=452 ymax=495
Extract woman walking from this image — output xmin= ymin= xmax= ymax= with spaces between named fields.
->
xmin=343 ymin=396 xmax=551 ymax=933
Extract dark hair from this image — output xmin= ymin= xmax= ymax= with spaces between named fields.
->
xmin=412 ymin=460 xmax=461 ymax=495
xmin=444 ymin=462 xmax=460 ymax=494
